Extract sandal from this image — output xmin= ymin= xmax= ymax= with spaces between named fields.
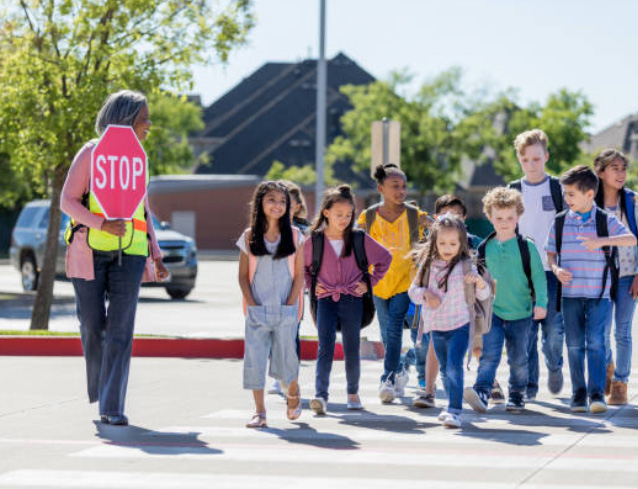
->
xmin=246 ymin=412 xmax=267 ymax=428
xmin=286 ymin=388 xmax=302 ymax=421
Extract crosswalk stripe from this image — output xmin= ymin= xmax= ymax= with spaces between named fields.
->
xmin=5 ymin=470 xmax=637 ymax=489
xmin=149 ymin=425 xmax=638 ymax=447
xmin=70 ymin=442 xmax=638 ymax=469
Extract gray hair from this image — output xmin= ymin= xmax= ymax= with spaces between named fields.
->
xmin=95 ymin=90 xmax=148 ymax=136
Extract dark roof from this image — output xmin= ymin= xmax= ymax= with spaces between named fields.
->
xmin=584 ymin=113 xmax=638 ymax=159
xmin=195 ymin=53 xmax=375 ymax=183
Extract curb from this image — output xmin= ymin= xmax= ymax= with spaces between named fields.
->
xmin=0 ymin=336 xmax=385 ymax=361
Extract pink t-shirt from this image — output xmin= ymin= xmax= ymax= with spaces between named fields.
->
xmin=60 ymin=141 xmax=161 ymax=281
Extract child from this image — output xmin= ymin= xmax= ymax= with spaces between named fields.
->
xmin=421 ymin=194 xmax=508 ymax=406
xmin=409 ymin=215 xmax=490 ymax=428
xmin=464 ymin=187 xmax=547 ymax=413
xmin=237 ymin=181 xmax=305 ymax=428
xmin=305 ymin=185 xmax=391 ymax=414
xmin=358 ymin=163 xmax=428 ymax=403
xmin=546 ymin=165 xmax=636 ymax=413
xmin=267 ymin=180 xmax=311 ymax=397
xmin=594 ymin=149 xmax=638 ymax=405
xmin=509 ymin=129 xmax=566 ymax=401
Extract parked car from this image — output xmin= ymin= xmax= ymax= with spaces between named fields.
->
xmin=9 ymin=200 xmax=198 ymax=299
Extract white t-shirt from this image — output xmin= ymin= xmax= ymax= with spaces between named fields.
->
xmin=607 ymin=203 xmax=638 ymax=278
xmin=518 ymin=175 xmax=560 ymax=271
xmin=235 ymin=228 xmax=303 ymax=255
xmin=329 ymin=239 xmax=344 ymax=257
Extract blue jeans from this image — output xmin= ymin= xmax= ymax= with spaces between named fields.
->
xmin=315 ymin=295 xmax=363 ymax=401
xmin=432 ymin=325 xmax=469 ymax=415
xmin=562 ymin=297 xmax=609 ymax=396
xmin=71 ymin=252 xmax=147 ymax=416
xmin=374 ymin=292 xmax=410 ymax=383
xmin=605 ymin=275 xmax=636 ymax=383
xmin=527 ymin=271 xmax=565 ymax=395
xmin=474 ymin=314 xmax=531 ymax=396
xmin=404 ymin=306 xmax=427 ymax=385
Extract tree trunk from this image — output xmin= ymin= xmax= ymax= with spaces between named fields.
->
xmin=30 ymin=167 xmax=66 ymax=330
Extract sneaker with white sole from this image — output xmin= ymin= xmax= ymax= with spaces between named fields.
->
xmin=442 ymin=412 xmax=462 ymax=429
xmin=589 ymin=393 xmax=607 ymax=414
xmin=490 ymin=382 xmax=505 ymax=404
xmin=437 ymin=410 xmax=448 ymax=421
xmin=378 ymin=380 xmax=395 ymax=404
xmin=464 ymin=387 xmax=488 ymax=413
xmin=309 ymin=397 xmax=327 ymax=415
xmin=394 ymin=369 xmax=410 ymax=398
xmin=267 ymin=379 xmax=283 ymax=395
xmin=347 ymin=395 xmax=364 ymax=410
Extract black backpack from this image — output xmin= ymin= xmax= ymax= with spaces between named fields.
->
xmin=477 ymin=231 xmax=536 ymax=302
xmin=509 ymin=176 xmax=564 ymax=213
xmin=309 ymin=229 xmax=375 ymax=330
xmin=553 ymin=208 xmax=618 ymax=311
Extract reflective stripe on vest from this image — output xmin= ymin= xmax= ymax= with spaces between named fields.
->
xmin=86 ymin=192 xmax=149 ymax=256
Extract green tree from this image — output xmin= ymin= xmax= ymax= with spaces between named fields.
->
xmin=146 ymin=93 xmax=206 ymax=175
xmin=0 ymin=0 xmax=254 ymax=329
xmin=326 ymin=68 xmax=482 ymax=193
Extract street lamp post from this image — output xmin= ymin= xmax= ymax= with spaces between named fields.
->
xmin=315 ymin=0 xmax=327 ymax=214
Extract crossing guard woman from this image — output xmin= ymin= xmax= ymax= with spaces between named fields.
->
xmin=61 ymin=90 xmax=169 ymax=426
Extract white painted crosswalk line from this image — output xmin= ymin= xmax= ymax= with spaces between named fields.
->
xmin=8 ymin=470 xmax=638 ymax=489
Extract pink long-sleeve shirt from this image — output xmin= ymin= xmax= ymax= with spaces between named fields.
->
xmin=303 ymin=232 xmax=392 ymax=301
xmin=60 ymin=141 xmax=162 ymax=282
xmin=408 ymin=259 xmax=491 ymax=332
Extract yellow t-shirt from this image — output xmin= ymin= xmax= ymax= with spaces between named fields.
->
xmin=357 ymin=207 xmax=426 ymax=300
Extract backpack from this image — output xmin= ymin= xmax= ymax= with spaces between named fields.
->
xmin=509 ymin=176 xmax=564 ymax=213
xmin=364 ymin=202 xmax=420 ymax=246
xmin=477 ymin=231 xmax=536 ymax=302
xmin=308 ymin=229 xmax=375 ymax=330
xmin=412 ymin=258 xmax=495 ymax=367
xmin=553 ymin=208 xmax=618 ymax=311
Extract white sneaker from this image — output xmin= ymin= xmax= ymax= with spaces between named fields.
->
xmin=310 ymin=397 xmax=327 ymax=415
xmin=347 ymin=395 xmax=364 ymax=410
xmin=394 ymin=369 xmax=410 ymax=397
xmin=267 ymin=379 xmax=282 ymax=395
xmin=437 ymin=410 xmax=448 ymax=421
xmin=442 ymin=412 xmax=462 ymax=429
xmin=378 ymin=380 xmax=395 ymax=404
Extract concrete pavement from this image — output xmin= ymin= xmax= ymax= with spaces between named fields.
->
xmin=0 ymin=356 xmax=636 ymax=488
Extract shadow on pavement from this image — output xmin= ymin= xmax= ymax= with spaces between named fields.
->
xmin=94 ymin=422 xmax=223 ymax=456
xmin=263 ymin=422 xmax=360 ymax=450
xmin=0 ymin=293 xmax=76 ymax=320
xmin=328 ymin=405 xmax=438 ymax=434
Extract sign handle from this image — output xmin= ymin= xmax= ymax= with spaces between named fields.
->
xmin=118 ymin=236 xmax=122 ymax=266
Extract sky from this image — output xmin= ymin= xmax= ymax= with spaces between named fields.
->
xmin=192 ymin=0 xmax=638 ymax=133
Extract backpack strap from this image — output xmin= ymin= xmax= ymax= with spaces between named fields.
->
xmin=517 ymin=234 xmax=535 ymax=302
xmin=477 ymin=231 xmax=496 ymax=264
xmin=549 ymin=176 xmax=564 ymax=213
xmin=405 ymin=203 xmax=420 ymax=246
xmin=364 ymin=204 xmax=380 ymax=232
xmin=352 ymin=229 xmax=370 ymax=277
xmin=554 ymin=210 xmax=568 ymax=312
xmin=508 ymin=179 xmax=523 ymax=192
xmin=310 ymin=231 xmax=325 ymax=288
xmin=623 ymin=188 xmax=638 ymax=238
xmin=595 ymin=208 xmax=619 ymax=301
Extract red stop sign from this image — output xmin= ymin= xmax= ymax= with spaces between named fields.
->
xmin=91 ymin=125 xmax=148 ymax=220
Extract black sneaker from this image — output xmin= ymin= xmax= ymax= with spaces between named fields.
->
xmin=463 ymin=387 xmax=488 ymax=413
xmin=506 ymin=392 xmax=525 ymax=412
xmin=570 ymin=388 xmax=588 ymax=413
xmin=490 ymin=382 xmax=506 ymax=404
xmin=589 ymin=392 xmax=607 ymax=414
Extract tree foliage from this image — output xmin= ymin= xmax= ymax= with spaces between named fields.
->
xmin=327 ymin=69 xmax=594 ymax=192
xmin=0 ymin=0 xmax=254 ymax=329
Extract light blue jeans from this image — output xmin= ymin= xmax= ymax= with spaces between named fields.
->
xmin=604 ymin=275 xmax=636 ymax=383
xmin=374 ymin=292 xmax=410 ymax=383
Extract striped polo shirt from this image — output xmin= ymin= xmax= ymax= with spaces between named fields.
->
xmin=544 ymin=206 xmax=628 ymax=299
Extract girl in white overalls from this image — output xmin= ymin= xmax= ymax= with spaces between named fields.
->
xmin=237 ymin=181 xmax=305 ymax=428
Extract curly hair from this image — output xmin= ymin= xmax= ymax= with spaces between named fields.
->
xmin=248 ymin=181 xmax=295 ymax=259
xmin=482 ymin=187 xmax=525 ymax=217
